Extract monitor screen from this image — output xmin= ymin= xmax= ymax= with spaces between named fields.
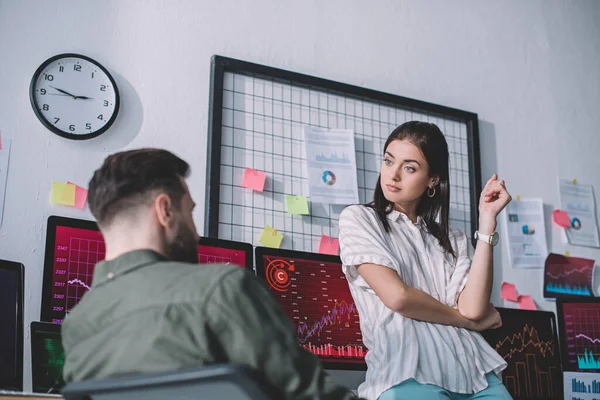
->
xmin=480 ymin=308 xmax=562 ymax=400
xmin=557 ymin=297 xmax=600 ymax=373
xmin=41 ymin=216 xmax=254 ymax=324
xmin=255 ymin=247 xmax=367 ymax=370
xmin=30 ymin=322 xmax=65 ymax=394
xmin=0 ymin=260 xmax=24 ymax=391
xmin=543 ymin=253 xmax=595 ymax=298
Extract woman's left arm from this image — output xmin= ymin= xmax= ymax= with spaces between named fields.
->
xmin=457 ymin=174 xmax=512 ymax=320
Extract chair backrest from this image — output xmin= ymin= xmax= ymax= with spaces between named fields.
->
xmin=61 ymin=364 xmax=273 ymax=400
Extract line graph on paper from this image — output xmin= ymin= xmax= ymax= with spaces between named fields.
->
xmin=66 ymin=237 xmax=106 ymax=312
xmin=544 ymin=254 xmax=594 ymax=298
xmin=481 ymin=309 xmax=562 ymax=399
xmin=563 ymin=303 xmax=600 ymax=372
xmin=259 ymin=255 xmax=367 ymax=365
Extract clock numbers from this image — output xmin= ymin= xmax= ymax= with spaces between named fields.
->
xmin=31 ymin=54 xmax=119 ymax=140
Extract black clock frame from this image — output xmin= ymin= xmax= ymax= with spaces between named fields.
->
xmin=29 ymin=53 xmax=120 ymax=140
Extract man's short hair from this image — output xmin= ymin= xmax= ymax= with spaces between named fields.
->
xmin=88 ymin=148 xmax=190 ymax=227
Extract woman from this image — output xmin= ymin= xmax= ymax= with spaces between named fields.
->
xmin=339 ymin=121 xmax=512 ymax=399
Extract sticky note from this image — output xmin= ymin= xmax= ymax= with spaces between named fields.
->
xmin=286 ymin=195 xmax=309 ymax=215
xmin=0 ymin=130 xmax=3 ymax=150
xmin=242 ymin=168 xmax=266 ymax=192
xmin=553 ymin=209 xmax=571 ymax=228
xmin=517 ymin=295 xmax=537 ymax=310
xmin=319 ymin=235 xmax=339 ymax=255
xmin=68 ymin=182 xmax=88 ymax=209
xmin=259 ymin=225 xmax=283 ymax=248
xmin=50 ymin=181 xmax=76 ymax=206
xmin=500 ymin=282 xmax=518 ymax=302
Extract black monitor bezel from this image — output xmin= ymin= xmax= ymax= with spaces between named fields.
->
xmin=481 ymin=307 xmax=563 ymax=400
xmin=0 ymin=259 xmax=25 ymax=391
xmin=556 ymin=296 xmax=600 ymax=373
xmin=30 ymin=321 xmax=63 ymax=394
xmin=197 ymin=236 xmax=254 ymax=271
xmin=254 ymin=246 xmax=366 ymax=371
xmin=41 ymin=215 xmax=256 ymax=322
xmin=41 ymin=215 xmax=100 ymax=323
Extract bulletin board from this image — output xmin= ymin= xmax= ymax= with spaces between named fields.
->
xmin=204 ymin=55 xmax=483 ymax=253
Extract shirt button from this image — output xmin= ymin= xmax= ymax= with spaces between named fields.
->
xmin=107 ymin=272 xmax=115 ymax=280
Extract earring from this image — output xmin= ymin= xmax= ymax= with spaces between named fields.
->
xmin=427 ymin=186 xmax=436 ymax=198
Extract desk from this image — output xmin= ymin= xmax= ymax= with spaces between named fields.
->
xmin=0 ymin=395 xmax=62 ymax=399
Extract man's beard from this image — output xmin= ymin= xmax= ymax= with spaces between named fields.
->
xmin=166 ymin=222 xmax=198 ymax=264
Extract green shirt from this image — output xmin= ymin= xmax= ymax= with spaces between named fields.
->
xmin=61 ymin=250 xmax=358 ymax=399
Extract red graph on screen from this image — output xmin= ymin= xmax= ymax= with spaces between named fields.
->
xmin=486 ymin=320 xmax=561 ymax=399
xmin=260 ymin=255 xmax=367 ymax=365
xmin=562 ymin=303 xmax=600 ymax=372
xmin=49 ymin=225 xmax=248 ymax=324
xmin=297 ymin=300 xmax=358 ymax=343
xmin=544 ymin=254 xmax=594 ymax=297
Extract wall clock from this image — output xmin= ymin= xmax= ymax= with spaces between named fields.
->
xmin=29 ymin=53 xmax=120 ymax=140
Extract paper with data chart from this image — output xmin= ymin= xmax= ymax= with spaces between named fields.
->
xmin=559 ymin=179 xmax=600 ymax=248
xmin=504 ymin=198 xmax=548 ymax=268
xmin=303 ymin=126 xmax=359 ymax=205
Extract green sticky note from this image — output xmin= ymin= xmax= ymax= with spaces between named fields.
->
xmin=50 ymin=181 xmax=76 ymax=206
xmin=259 ymin=225 xmax=284 ymax=248
xmin=286 ymin=195 xmax=309 ymax=215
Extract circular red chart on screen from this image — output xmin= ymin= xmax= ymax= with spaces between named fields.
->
xmin=266 ymin=259 xmax=294 ymax=292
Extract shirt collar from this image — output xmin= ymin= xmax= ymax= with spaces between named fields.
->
xmin=387 ymin=209 xmax=426 ymax=228
xmin=92 ymin=249 xmax=168 ymax=288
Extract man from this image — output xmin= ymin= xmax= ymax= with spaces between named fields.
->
xmin=61 ymin=148 xmax=358 ymax=399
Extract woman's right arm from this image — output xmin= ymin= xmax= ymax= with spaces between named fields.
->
xmin=356 ymin=262 xmax=498 ymax=330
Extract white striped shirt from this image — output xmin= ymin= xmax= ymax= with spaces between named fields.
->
xmin=338 ymin=205 xmax=507 ymax=400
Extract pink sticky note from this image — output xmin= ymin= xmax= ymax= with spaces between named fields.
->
xmin=500 ymin=282 xmax=519 ymax=302
xmin=319 ymin=235 xmax=339 ymax=255
xmin=68 ymin=182 xmax=88 ymax=209
xmin=553 ymin=209 xmax=571 ymax=228
xmin=517 ymin=295 xmax=537 ymax=310
xmin=241 ymin=168 xmax=266 ymax=192
xmin=0 ymin=130 xmax=3 ymax=150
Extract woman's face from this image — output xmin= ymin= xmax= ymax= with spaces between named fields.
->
xmin=380 ymin=139 xmax=436 ymax=206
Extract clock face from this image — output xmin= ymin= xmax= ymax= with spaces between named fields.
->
xmin=30 ymin=54 xmax=120 ymax=140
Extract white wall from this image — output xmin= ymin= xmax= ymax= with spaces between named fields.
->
xmin=1 ymin=0 xmax=599 ymax=391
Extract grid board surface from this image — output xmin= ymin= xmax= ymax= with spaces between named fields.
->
xmin=206 ymin=57 xmax=482 ymax=253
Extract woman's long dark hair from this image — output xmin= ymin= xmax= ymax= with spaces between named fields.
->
xmin=367 ymin=121 xmax=455 ymax=258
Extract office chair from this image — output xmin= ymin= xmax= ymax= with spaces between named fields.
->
xmin=61 ymin=364 xmax=273 ymax=400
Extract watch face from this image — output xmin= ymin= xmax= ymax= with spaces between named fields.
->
xmin=29 ymin=54 xmax=120 ymax=140
xmin=491 ymin=232 xmax=499 ymax=246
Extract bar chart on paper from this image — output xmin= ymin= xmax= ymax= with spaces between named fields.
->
xmin=564 ymin=371 xmax=600 ymax=400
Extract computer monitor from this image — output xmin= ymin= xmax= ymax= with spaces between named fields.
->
xmin=41 ymin=216 xmax=254 ymax=324
xmin=480 ymin=307 xmax=562 ymax=400
xmin=556 ymin=297 xmax=600 ymax=373
xmin=254 ymin=247 xmax=367 ymax=371
xmin=30 ymin=322 xmax=65 ymax=394
xmin=543 ymin=253 xmax=595 ymax=299
xmin=0 ymin=259 xmax=24 ymax=391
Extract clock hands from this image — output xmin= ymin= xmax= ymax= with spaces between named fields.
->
xmin=48 ymin=85 xmax=94 ymax=100
xmin=49 ymin=85 xmax=76 ymax=97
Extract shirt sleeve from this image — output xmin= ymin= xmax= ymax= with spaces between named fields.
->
xmin=338 ymin=206 xmax=398 ymax=289
xmin=204 ymin=268 xmax=359 ymax=400
xmin=445 ymin=230 xmax=472 ymax=308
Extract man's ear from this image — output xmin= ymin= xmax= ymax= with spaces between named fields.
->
xmin=154 ymin=193 xmax=173 ymax=229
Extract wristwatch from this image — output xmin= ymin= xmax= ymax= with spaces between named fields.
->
xmin=474 ymin=230 xmax=499 ymax=246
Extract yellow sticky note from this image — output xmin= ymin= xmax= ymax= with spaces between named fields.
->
xmin=286 ymin=195 xmax=309 ymax=215
xmin=50 ymin=181 xmax=76 ymax=206
xmin=259 ymin=225 xmax=283 ymax=248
